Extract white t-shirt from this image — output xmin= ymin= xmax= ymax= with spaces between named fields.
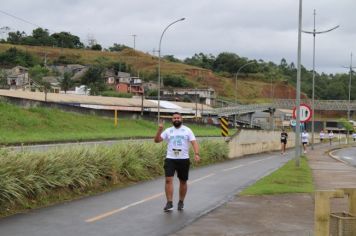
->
xmin=301 ymin=132 xmax=309 ymax=143
xmin=328 ymin=132 xmax=334 ymax=139
xmin=160 ymin=125 xmax=196 ymax=159
xmin=352 ymin=133 xmax=356 ymax=139
xmin=319 ymin=132 xmax=325 ymax=139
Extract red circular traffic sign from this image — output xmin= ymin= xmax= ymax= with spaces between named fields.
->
xmin=292 ymin=104 xmax=312 ymax=123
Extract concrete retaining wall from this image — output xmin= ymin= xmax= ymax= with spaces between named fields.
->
xmin=228 ymin=129 xmax=320 ymax=158
xmin=228 ymin=130 xmax=291 ymax=158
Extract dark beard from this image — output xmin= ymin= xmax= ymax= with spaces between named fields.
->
xmin=173 ymin=121 xmax=182 ymax=128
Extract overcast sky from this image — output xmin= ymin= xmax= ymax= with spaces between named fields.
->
xmin=1 ymin=0 xmax=355 ymax=74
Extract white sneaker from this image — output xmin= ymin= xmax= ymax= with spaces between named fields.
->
xmin=304 ymin=150 xmax=307 ymax=154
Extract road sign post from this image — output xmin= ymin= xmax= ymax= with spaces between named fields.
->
xmin=293 ymin=104 xmax=312 ymax=123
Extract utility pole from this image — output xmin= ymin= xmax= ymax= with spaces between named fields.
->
xmin=302 ymin=9 xmax=339 ymax=150
xmin=0 ymin=26 xmax=10 ymax=40
xmin=195 ymin=88 xmax=198 ymax=122
xmin=131 ymin=34 xmax=137 ymax=50
xmin=343 ymin=53 xmax=356 ymax=144
xmin=295 ymin=0 xmax=303 ymax=167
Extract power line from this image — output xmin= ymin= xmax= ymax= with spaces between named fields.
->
xmin=0 ymin=9 xmax=42 ymax=29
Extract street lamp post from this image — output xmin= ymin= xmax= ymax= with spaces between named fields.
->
xmin=157 ymin=18 xmax=185 ymax=124
xmin=343 ymin=53 xmax=355 ymax=144
xmin=234 ymin=61 xmax=254 ymax=128
xmin=302 ymin=9 xmax=339 ymax=150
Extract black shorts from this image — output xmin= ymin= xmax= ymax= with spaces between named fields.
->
xmin=281 ymin=140 xmax=287 ymax=144
xmin=302 ymin=142 xmax=308 ymax=145
xmin=164 ymin=158 xmax=190 ymax=181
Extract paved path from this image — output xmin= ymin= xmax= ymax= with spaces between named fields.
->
xmin=174 ymin=144 xmax=356 ymax=236
xmin=0 ymin=151 xmax=290 ymax=236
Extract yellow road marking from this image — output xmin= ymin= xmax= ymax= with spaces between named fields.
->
xmin=85 ymin=192 xmax=164 ymax=223
xmin=222 ymin=164 xmax=243 ymax=172
xmin=85 ymin=173 xmax=216 ymax=223
xmin=189 ymin=173 xmax=216 ymax=184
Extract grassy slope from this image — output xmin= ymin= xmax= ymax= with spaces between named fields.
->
xmin=0 ymin=43 xmax=285 ymax=101
xmin=0 ymin=102 xmax=220 ymax=145
xmin=240 ymin=157 xmax=314 ymax=195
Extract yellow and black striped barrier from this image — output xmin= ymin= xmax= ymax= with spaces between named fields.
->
xmin=219 ymin=117 xmax=229 ymax=137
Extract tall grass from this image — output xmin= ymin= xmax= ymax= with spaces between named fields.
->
xmin=0 ymin=140 xmax=228 ymax=216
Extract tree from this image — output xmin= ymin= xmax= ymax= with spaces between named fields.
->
xmin=184 ymin=52 xmax=215 ymax=70
xmin=91 ymin=44 xmax=102 ymax=51
xmin=213 ymin=52 xmax=250 ymax=75
xmin=0 ymin=69 xmax=8 ymax=88
xmin=109 ymin=43 xmax=130 ymax=52
xmin=29 ymin=65 xmax=51 ymax=101
xmin=110 ymin=61 xmax=130 ymax=73
xmin=51 ymin=32 xmax=84 ymax=48
xmin=163 ymin=55 xmax=181 ymax=63
xmin=81 ymin=65 xmax=106 ymax=95
xmin=339 ymin=118 xmax=354 ymax=143
xmin=7 ymin=31 xmax=26 ymax=44
xmin=60 ymin=72 xmax=74 ymax=93
xmin=31 ymin=28 xmax=55 ymax=46
xmin=163 ymin=75 xmax=192 ymax=88
xmin=0 ymin=47 xmax=39 ymax=67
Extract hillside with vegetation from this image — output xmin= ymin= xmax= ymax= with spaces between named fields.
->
xmin=0 ymin=27 xmax=354 ymax=102
xmin=0 ymin=101 xmax=220 ymax=145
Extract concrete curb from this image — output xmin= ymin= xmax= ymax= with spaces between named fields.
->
xmin=328 ymin=145 xmax=356 ymax=166
xmin=328 ymin=148 xmax=350 ymax=165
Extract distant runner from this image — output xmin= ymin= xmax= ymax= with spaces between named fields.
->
xmin=319 ymin=130 xmax=325 ymax=143
xmin=154 ymin=112 xmax=200 ymax=212
xmin=280 ymin=129 xmax=288 ymax=155
xmin=328 ymin=130 xmax=334 ymax=145
xmin=301 ymin=130 xmax=309 ymax=154
xmin=352 ymin=132 xmax=356 ymax=142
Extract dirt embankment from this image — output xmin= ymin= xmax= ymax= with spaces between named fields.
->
xmin=261 ymin=82 xmax=308 ymax=99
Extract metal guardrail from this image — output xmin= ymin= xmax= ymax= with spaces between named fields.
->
xmin=273 ymin=99 xmax=356 ymax=111
xmin=205 ymin=99 xmax=356 ymax=117
xmin=205 ymin=103 xmax=273 ymax=116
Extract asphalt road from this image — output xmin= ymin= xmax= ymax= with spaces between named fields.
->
xmin=331 ymin=146 xmax=356 ymax=166
xmin=0 ymin=150 xmax=292 ymax=236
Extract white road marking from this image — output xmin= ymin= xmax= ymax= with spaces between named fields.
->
xmin=85 ymin=173 xmax=216 ymax=223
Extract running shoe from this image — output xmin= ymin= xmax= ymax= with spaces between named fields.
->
xmin=164 ymin=201 xmax=173 ymax=212
xmin=177 ymin=200 xmax=184 ymax=211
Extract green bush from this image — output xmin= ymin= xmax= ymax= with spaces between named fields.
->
xmin=101 ymin=91 xmax=133 ymax=98
xmin=163 ymin=74 xmax=192 ymax=88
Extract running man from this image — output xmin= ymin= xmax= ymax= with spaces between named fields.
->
xmin=328 ymin=130 xmax=334 ymax=145
xmin=280 ymin=129 xmax=288 ymax=155
xmin=319 ymin=130 xmax=325 ymax=143
xmin=154 ymin=112 xmax=200 ymax=212
xmin=301 ymin=130 xmax=309 ymax=154
xmin=352 ymin=131 xmax=356 ymax=142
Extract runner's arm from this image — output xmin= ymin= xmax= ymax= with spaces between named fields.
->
xmin=191 ymin=140 xmax=200 ymax=162
xmin=154 ymin=122 xmax=164 ymax=143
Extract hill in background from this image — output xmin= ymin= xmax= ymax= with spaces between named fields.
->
xmin=0 ymin=43 xmax=303 ymax=103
